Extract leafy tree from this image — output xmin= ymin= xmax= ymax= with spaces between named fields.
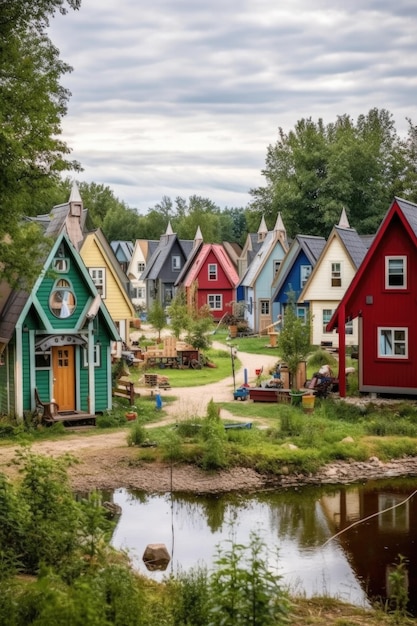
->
xmin=147 ymin=300 xmax=167 ymax=341
xmin=277 ymin=291 xmax=312 ymax=388
xmin=167 ymin=289 xmax=189 ymax=339
xmin=0 ymin=0 xmax=81 ymax=283
xmin=250 ymin=108 xmax=417 ymax=237
xmin=101 ymin=205 xmax=141 ymax=241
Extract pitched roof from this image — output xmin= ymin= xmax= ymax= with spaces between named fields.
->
xmin=181 ymin=244 xmax=239 ymax=288
xmin=240 ymin=228 xmax=287 ymax=288
xmin=327 ymin=196 xmax=417 ymax=330
xmin=141 ymin=233 xmax=194 ymax=281
xmin=271 ymin=234 xmax=326 ymax=300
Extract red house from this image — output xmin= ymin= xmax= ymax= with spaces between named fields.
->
xmin=327 ymin=197 xmax=417 ymax=398
xmin=176 ymin=243 xmax=239 ymax=321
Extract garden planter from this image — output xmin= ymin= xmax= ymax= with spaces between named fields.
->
xmin=125 ymin=411 xmax=137 ymax=421
xmin=289 ymin=391 xmax=305 ymax=406
xmin=228 ymin=325 xmax=238 ymax=338
xmin=301 ymin=394 xmax=315 ymax=413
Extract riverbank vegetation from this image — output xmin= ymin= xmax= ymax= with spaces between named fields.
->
xmin=125 ymin=398 xmax=417 ymax=476
xmin=0 ymin=451 xmax=414 ymax=625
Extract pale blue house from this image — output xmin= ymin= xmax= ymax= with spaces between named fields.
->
xmin=237 ymin=214 xmax=288 ymax=334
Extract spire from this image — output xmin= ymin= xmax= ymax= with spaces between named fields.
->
xmin=194 ymin=225 xmax=203 ymax=247
xmin=338 ymin=207 xmax=350 ymax=229
xmin=274 ymin=212 xmax=286 ymax=234
xmin=165 ymin=221 xmax=174 ymax=235
xmin=257 ymin=215 xmax=268 ymax=242
xmin=68 ymin=181 xmax=82 ymax=204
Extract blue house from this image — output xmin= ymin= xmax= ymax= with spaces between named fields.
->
xmin=271 ymin=234 xmax=326 ymax=323
xmin=238 ymin=214 xmax=288 ymax=333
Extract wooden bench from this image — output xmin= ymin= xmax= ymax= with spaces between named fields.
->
xmin=112 ymin=379 xmax=139 ymax=404
xmin=34 ymin=388 xmax=59 ymax=424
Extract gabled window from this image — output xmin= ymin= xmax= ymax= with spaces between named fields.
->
xmin=300 ymin=265 xmax=312 ymax=288
xmin=385 ymin=256 xmax=406 ymax=289
xmin=137 ymin=262 xmax=145 ymax=273
xmin=273 ymin=260 xmax=281 ymax=275
xmin=378 ymin=327 xmax=408 ymax=358
xmin=208 ymin=263 xmax=217 ymax=281
xmin=172 ymin=255 xmax=181 ymax=271
xmin=331 ymin=262 xmax=341 ymax=287
xmin=89 ymin=268 xmax=106 ymax=298
xmin=323 ymin=309 xmax=334 ymax=333
xmin=53 ymin=258 xmax=69 ymax=273
xmin=208 ymin=294 xmax=222 ymax=310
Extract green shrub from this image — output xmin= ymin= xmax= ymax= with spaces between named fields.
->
xmin=127 ymin=419 xmax=147 ymax=446
xmin=307 ymin=349 xmax=338 ymax=372
xmin=279 ymin=407 xmax=304 ymax=437
xmin=208 ymin=530 xmax=290 ymax=626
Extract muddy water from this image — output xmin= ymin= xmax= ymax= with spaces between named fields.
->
xmin=110 ymin=478 xmax=417 ymax=614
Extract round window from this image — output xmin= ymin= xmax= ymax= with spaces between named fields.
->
xmin=49 ymin=279 xmax=76 ymax=318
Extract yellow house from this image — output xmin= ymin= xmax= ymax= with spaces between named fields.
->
xmin=80 ymin=229 xmax=135 ymax=349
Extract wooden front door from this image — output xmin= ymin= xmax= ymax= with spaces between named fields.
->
xmin=52 ymin=345 xmax=75 ymax=411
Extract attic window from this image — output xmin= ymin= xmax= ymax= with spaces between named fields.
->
xmin=385 ymin=256 xmax=406 ymax=289
xmin=331 ymin=262 xmax=342 ymax=287
xmin=49 ymin=279 xmax=76 ymax=319
xmin=53 ymin=258 xmax=69 ymax=272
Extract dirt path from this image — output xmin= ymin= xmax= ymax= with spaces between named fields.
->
xmin=0 ymin=343 xmax=280 ymax=492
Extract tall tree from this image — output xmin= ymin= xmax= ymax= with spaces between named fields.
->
xmin=0 ymin=0 xmax=81 ymax=285
xmin=250 ymin=109 xmax=417 ymax=237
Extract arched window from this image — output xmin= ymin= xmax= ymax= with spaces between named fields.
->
xmin=49 ymin=279 xmax=76 ymax=318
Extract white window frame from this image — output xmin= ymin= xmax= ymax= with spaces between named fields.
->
xmin=53 ymin=258 xmax=69 ymax=273
xmin=345 ymin=320 xmax=354 ymax=335
xmin=331 ymin=262 xmax=342 ymax=287
xmin=300 ymin=265 xmax=312 ymax=288
xmin=83 ymin=345 xmax=101 ymax=367
xmin=172 ymin=255 xmax=181 ymax=271
xmin=323 ymin=309 xmax=334 ymax=334
xmin=89 ymin=268 xmax=106 ymax=298
xmin=378 ymin=327 xmax=408 ymax=358
xmin=385 ymin=256 xmax=406 ymax=289
xmin=208 ymin=263 xmax=217 ymax=281
xmin=207 ymin=294 xmax=222 ymax=310
xmin=137 ymin=261 xmax=145 ymax=273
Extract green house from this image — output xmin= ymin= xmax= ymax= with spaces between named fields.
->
xmin=0 ymin=232 xmax=120 ymax=420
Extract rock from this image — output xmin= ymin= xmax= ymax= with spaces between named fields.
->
xmin=341 ymin=436 xmax=354 ymax=444
xmin=142 ymin=543 xmax=171 ymax=571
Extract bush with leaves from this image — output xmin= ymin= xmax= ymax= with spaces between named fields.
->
xmin=208 ymin=530 xmax=290 ymax=626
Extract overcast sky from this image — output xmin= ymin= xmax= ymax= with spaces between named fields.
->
xmin=50 ymin=0 xmax=417 ymax=213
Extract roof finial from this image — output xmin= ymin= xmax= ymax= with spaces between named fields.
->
xmin=338 ymin=207 xmax=350 ymax=229
xmin=68 ymin=180 xmax=82 ymax=203
xmin=165 ymin=221 xmax=174 ymax=235
xmin=274 ymin=211 xmax=286 ymax=234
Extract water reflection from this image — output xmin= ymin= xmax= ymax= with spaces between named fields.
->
xmin=110 ymin=479 xmax=417 ymax=614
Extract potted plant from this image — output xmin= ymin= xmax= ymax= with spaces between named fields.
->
xmin=276 ymin=291 xmax=312 ymax=400
xmin=125 ymin=407 xmax=138 ymax=421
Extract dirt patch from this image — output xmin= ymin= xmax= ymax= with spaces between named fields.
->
xmin=1 ymin=340 xmax=416 ymax=494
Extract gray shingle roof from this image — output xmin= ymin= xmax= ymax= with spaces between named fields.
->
xmin=336 ymin=226 xmax=369 ymax=269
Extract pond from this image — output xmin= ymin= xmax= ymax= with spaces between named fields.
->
xmin=110 ymin=478 xmax=417 ymax=614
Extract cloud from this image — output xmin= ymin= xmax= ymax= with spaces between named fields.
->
xmin=49 ymin=0 xmax=417 ymax=212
